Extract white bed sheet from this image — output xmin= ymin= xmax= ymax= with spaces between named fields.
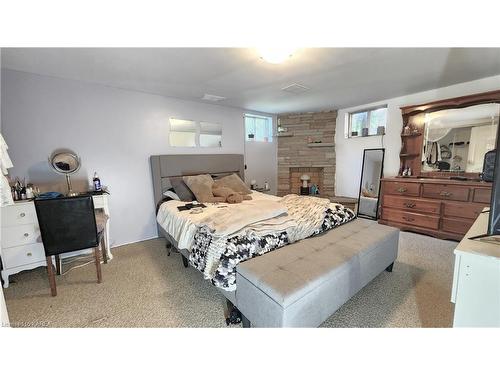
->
xmin=156 ymin=191 xmax=280 ymax=250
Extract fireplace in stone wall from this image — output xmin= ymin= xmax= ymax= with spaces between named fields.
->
xmin=289 ymin=167 xmax=324 ymax=195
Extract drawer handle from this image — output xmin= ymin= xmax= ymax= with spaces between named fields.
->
xmin=24 ymin=233 xmax=29 ymax=237
xmin=27 ymin=252 xmax=32 ymax=257
xmin=20 ymin=212 xmax=26 ymax=217
xmin=397 ymin=187 xmax=407 ymax=193
xmin=404 ymin=203 xmax=416 ymax=208
xmin=439 ymin=191 xmax=452 ymax=197
xmin=402 ymin=216 xmax=415 ymax=222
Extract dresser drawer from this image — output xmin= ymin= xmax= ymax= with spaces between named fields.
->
xmin=383 ymin=195 xmax=441 ymax=214
xmin=472 ymin=188 xmax=491 ymax=204
xmin=443 ymin=202 xmax=486 ymax=220
xmin=382 ymin=181 xmax=420 ymax=196
xmin=1 ymin=223 xmax=41 ymax=248
xmin=1 ymin=243 xmax=46 ymax=270
xmin=1 ymin=202 xmax=38 ymax=227
xmin=422 ymin=184 xmax=469 ymax=201
xmin=381 ymin=207 xmax=439 ymax=230
xmin=441 ymin=217 xmax=474 ymax=235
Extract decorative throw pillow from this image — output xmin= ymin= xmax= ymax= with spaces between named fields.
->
xmin=215 ymin=173 xmax=252 ymax=195
xmin=163 ymin=188 xmax=180 ymax=201
xmin=183 ymin=174 xmax=223 ymax=203
xmin=169 ymin=177 xmax=196 ymax=202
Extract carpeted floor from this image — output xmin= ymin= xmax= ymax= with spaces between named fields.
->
xmin=3 ymin=231 xmax=457 ymax=328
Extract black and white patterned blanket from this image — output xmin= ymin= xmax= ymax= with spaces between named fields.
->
xmin=189 ymin=202 xmax=356 ymax=291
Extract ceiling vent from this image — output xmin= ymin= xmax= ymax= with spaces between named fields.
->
xmin=202 ymin=93 xmax=226 ymax=102
xmin=281 ymin=83 xmax=310 ymax=94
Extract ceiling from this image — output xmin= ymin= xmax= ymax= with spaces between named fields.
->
xmin=2 ymin=48 xmax=500 ymax=114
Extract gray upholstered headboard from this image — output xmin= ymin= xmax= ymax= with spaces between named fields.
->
xmin=150 ymin=154 xmax=245 ymax=204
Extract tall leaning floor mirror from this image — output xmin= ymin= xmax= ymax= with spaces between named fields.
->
xmin=357 ymin=148 xmax=385 ymax=220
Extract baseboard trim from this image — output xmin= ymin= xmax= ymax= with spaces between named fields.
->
xmin=111 ymin=236 xmax=160 ymax=249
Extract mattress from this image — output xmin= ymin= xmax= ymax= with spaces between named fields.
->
xmin=156 ymin=191 xmax=280 ymax=250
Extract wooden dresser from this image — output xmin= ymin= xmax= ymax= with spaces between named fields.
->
xmin=379 ymin=177 xmax=492 ymax=241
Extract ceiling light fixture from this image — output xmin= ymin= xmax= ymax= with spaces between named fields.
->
xmin=258 ymin=48 xmax=296 ymax=64
xmin=202 ymin=93 xmax=226 ymax=102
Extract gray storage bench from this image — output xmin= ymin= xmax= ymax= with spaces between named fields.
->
xmin=235 ymin=218 xmax=399 ymax=327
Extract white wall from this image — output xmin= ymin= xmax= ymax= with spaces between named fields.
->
xmin=244 ymin=121 xmax=278 ymax=195
xmin=335 ymin=74 xmax=500 ymax=198
xmin=1 ymin=69 xmax=275 ymax=247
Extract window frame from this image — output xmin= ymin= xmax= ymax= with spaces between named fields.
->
xmin=244 ymin=113 xmax=274 ymax=143
xmin=347 ymin=105 xmax=387 ymax=138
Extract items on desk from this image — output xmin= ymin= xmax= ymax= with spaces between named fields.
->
xmin=10 ymin=177 xmax=36 ymax=201
xmin=93 ymin=171 xmax=102 ymax=192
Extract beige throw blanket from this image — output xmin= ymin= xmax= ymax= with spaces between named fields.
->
xmin=197 ymin=194 xmax=331 ymax=280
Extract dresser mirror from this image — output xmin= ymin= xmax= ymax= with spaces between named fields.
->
xmin=357 ymin=148 xmax=385 ymax=220
xmin=421 ymin=103 xmax=499 ymax=173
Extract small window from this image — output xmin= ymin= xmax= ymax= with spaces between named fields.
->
xmin=245 ymin=114 xmax=273 ymax=142
xmin=348 ymin=106 xmax=387 ymax=137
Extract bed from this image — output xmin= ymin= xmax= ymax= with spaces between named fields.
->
xmin=150 ymin=154 xmax=399 ymax=327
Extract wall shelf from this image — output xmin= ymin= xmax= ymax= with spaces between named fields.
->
xmin=276 ymin=132 xmax=293 ymax=137
xmin=307 ymin=143 xmax=334 ymax=148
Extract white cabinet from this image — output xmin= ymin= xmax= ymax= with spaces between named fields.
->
xmin=451 ymin=211 xmax=500 ymax=327
xmin=1 ymin=194 xmax=111 ymax=288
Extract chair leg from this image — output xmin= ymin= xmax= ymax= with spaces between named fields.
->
xmin=55 ymin=255 xmax=61 ymax=275
xmin=46 ymin=256 xmax=57 ymax=297
xmin=100 ymin=235 xmax=108 ymax=264
xmin=94 ymin=247 xmax=102 ymax=283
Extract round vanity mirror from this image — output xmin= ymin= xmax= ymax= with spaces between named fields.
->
xmin=48 ymin=149 xmax=81 ymax=196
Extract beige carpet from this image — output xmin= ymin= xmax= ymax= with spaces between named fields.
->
xmin=3 ymin=231 xmax=457 ymax=328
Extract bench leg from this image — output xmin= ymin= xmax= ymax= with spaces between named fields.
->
xmin=241 ymin=314 xmax=251 ymax=328
xmin=385 ymin=262 xmax=394 ymax=272
xmin=181 ymin=254 xmax=189 ymax=268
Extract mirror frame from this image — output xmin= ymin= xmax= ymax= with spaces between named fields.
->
xmin=400 ymin=89 xmax=500 ymax=179
xmin=357 ymin=148 xmax=385 ymax=220
xmin=48 ymin=150 xmax=81 ymax=175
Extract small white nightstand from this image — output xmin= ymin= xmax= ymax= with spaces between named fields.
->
xmin=1 ymin=194 xmax=111 ymax=288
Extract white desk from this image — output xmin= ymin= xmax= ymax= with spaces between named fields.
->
xmin=451 ymin=210 xmax=500 ymax=327
xmin=1 ymin=194 xmax=111 ymax=288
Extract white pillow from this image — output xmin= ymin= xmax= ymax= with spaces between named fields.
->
xmin=163 ymin=190 xmax=180 ymax=201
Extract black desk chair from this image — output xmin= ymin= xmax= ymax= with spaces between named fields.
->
xmin=34 ymin=195 xmax=107 ymax=297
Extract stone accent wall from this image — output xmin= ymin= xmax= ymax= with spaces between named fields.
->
xmin=277 ymin=111 xmax=336 ymax=197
